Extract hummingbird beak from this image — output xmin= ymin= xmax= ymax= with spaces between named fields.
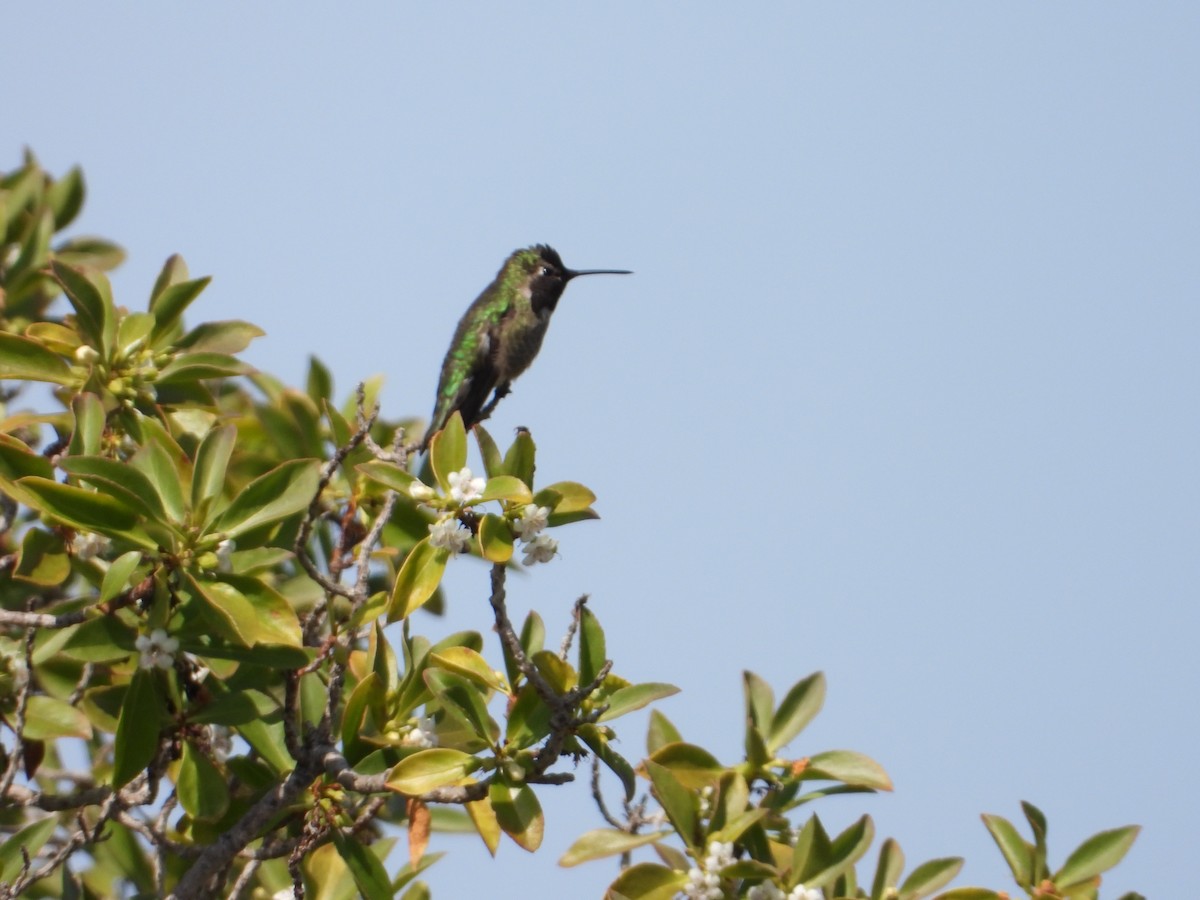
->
xmin=563 ymin=267 xmax=633 ymax=281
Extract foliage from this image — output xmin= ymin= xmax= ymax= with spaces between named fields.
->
xmin=0 ymin=153 xmax=1141 ymax=899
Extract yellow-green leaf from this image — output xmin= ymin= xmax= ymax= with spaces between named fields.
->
xmin=478 ymin=513 xmax=513 ymax=563
xmin=388 ymin=538 xmax=450 ymax=622
xmin=560 ymin=828 xmax=672 ymax=867
xmin=430 ymin=411 xmax=467 ymax=490
xmin=177 ymin=741 xmax=229 ymax=822
xmin=386 ymin=748 xmax=479 ymax=795
xmin=489 ymin=781 xmax=544 ymax=852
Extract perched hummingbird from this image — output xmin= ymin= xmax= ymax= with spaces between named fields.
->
xmin=423 ymin=244 xmax=631 ymax=448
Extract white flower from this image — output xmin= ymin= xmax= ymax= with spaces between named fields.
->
xmin=135 ymin=629 xmax=179 ymax=670
xmin=512 ymin=504 xmax=550 ymax=540
xmin=678 ymin=839 xmax=734 ymax=899
xmin=215 ymin=538 xmax=235 ymax=573
xmin=399 ymin=715 xmax=439 ymax=749
xmin=521 ymin=533 xmax=558 ymax=566
xmin=697 ymin=784 xmax=714 ymax=818
xmin=428 ymin=517 xmax=471 ymax=554
xmin=747 ymin=884 xmax=786 ymax=900
xmin=787 ymin=886 xmax=821 ymax=900
xmin=74 ymin=345 xmax=100 ymax=364
xmin=703 ymin=841 xmax=734 ymax=871
xmin=446 ymin=467 xmax=485 ymax=504
xmin=409 ymin=481 xmax=436 ymax=502
xmin=681 ymin=866 xmax=723 ymax=900
xmin=69 ymin=531 xmax=111 ymax=560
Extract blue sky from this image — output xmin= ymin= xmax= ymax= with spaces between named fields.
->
xmin=8 ymin=5 xmax=1198 ymax=897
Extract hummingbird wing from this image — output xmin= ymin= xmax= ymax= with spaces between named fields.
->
xmin=426 ymin=299 xmax=512 ymax=442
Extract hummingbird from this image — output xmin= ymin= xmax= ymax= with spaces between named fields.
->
xmin=422 ymin=245 xmax=631 ymax=449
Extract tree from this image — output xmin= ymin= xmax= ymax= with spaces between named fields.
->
xmin=0 ymin=154 xmax=1141 ymax=899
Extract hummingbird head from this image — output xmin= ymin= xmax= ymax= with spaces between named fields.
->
xmin=510 ymin=244 xmax=632 ymax=316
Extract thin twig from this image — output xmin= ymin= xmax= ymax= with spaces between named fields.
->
xmin=559 ymin=594 xmax=590 ymax=660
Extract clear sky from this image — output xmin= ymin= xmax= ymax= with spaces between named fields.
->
xmin=8 ymin=5 xmax=1198 ymax=897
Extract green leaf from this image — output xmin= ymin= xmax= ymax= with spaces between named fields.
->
xmin=54 ymin=237 xmax=125 ymax=271
xmin=100 ymin=550 xmax=145 ymax=604
xmin=0 ymin=332 xmax=72 ymax=384
xmin=1054 ymin=825 xmax=1140 ymax=889
xmin=505 ymin=683 xmax=552 ymax=748
xmin=0 ymin=816 xmax=59 ymax=883
xmin=598 ymin=682 xmax=680 ymax=723
xmin=502 ymin=430 xmax=536 ymax=486
xmin=187 ymin=689 xmax=276 ymax=726
xmin=129 ymin=442 xmax=188 ymax=525
xmin=357 ymin=459 xmax=419 ymax=494
xmin=177 ymin=741 xmax=230 ymax=822
xmin=870 ymin=837 xmax=904 ymax=900
xmin=489 ymin=781 xmax=544 ymax=852
xmin=191 ymin=424 xmax=236 ymax=516
xmin=46 ymin=165 xmax=85 ymax=228
xmin=116 ymin=311 xmax=155 ymax=358
xmin=805 ymin=814 xmax=875 ymax=889
xmin=388 ymin=538 xmax=450 ymax=622
xmin=16 ymin=476 xmax=154 ymax=548
xmin=429 ymin=646 xmax=509 ymax=694
xmin=13 ymin=207 xmax=52 ymax=277
xmin=60 ymin=616 xmax=137 ymax=663
xmin=644 ymin=759 xmax=697 ymax=850
xmin=898 ymin=855 xmax=964 ymax=899
xmin=112 ymin=669 xmax=163 ymax=789
xmin=709 ymin=808 xmax=768 ymax=847
xmin=176 ymin=637 xmax=312 ymax=669
xmin=52 ymin=261 xmax=114 ymax=355
xmin=149 ymin=275 xmax=212 ymax=343
xmin=980 ymin=813 xmax=1033 ymax=888
xmin=306 ymin=355 xmax=333 ymax=405
xmin=578 ymin=723 xmax=637 ymax=802
xmin=25 ymin=321 xmax=82 ymax=355
xmin=341 ymin=673 xmax=382 ymax=764
xmin=0 ymin=434 xmax=54 ymax=492
xmin=804 ymin=750 xmax=893 ymax=791
xmin=647 ymin=710 xmax=683 ymax=755
xmin=607 ymin=863 xmax=688 ymax=900
xmin=743 ymin=670 xmax=774 ymax=733
xmin=474 ymin=424 xmax=503 ymax=478
xmin=67 ymin=392 xmax=106 ymax=457
xmin=23 ymin=695 xmax=93 ymax=740
xmin=185 ymin=573 xmax=262 ymax=646
xmin=768 ymin=671 xmax=825 ymax=753
xmin=933 ymin=891 xmax=1004 ymax=900
xmin=156 ymin=351 xmax=249 ymax=384
xmin=13 ymin=527 xmax=69 ymax=585
xmin=560 ymin=828 xmax=672 ymax=867
xmin=480 ymin=475 xmax=532 ymax=504
xmin=330 ymin=828 xmax=393 ymax=900
xmin=424 ymin=669 xmax=497 ymax=744
xmin=59 ymin=456 xmax=170 ymax=526
xmin=176 ymin=319 xmax=264 ymax=354
xmin=209 ymin=458 xmax=320 ymax=538
xmin=430 ymin=411 xmax=467 ymax=490
xmin=478 ymin=513 xmax=513 ymax=563
xmin=647 ymin=742 xmax=724 ymax=790
xmin=223 ymin=573 xmax=303 ymax=647
xmin=386 ymin=749 xmax=480 ymax=795
xmin=1021 ymin=800 xmax=1049 ymax=882
xmin=534 ymin=480 xmax=595 ymax=513
xmin=578 ymin=605 xmax=606 ymax=686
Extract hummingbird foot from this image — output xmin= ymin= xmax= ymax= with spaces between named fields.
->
xmin=475 ymin=382 xmax=513 ymax=426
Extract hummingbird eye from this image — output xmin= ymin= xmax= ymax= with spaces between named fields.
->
xmin=539 ymin=266 xmax=552 ymax=277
